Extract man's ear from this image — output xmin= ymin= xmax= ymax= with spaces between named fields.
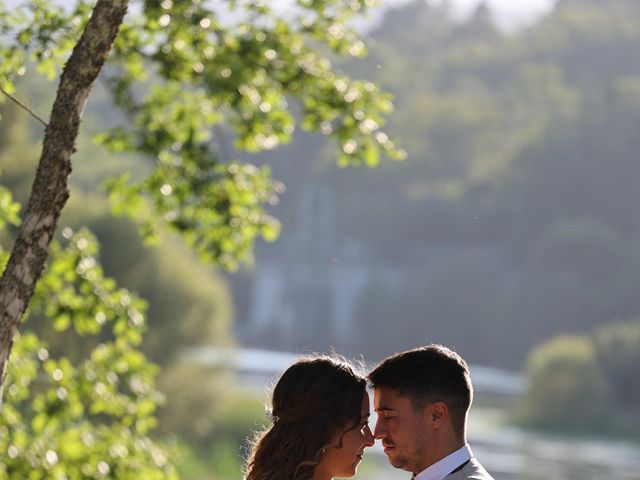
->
xmin=428 ymin=401 xmax=448 ymax=429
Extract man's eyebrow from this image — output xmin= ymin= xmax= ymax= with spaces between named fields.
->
xmin=374 ymin=407 xmax=395 ymax=412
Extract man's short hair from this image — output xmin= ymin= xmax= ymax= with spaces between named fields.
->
xmin=368 ymin=344 xmax=472 ymax=439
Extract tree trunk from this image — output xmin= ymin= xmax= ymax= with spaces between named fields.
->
xmin=0 ymin=0 xmax=129 ymax=404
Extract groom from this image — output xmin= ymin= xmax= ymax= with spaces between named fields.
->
xmin=369 ymin=344 xmax=494 ymax=480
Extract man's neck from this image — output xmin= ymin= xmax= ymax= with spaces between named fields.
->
xmin=415 ymin=438 xmax=467 ymax=475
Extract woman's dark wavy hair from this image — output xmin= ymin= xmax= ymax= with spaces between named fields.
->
xmin=244 ymin=355 xmax=366 ymax=480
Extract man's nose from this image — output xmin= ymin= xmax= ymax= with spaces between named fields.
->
xmin=373 ymin=419 xmax=387 ymax=439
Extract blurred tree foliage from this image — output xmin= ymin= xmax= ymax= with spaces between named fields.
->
xmin=0 ymin=0 xmax=403 ymax=475
xmin=593 ymin=322 xmax=640 ymax=411
xmin=519 ymin=321 xmax=640 ymax=435
xmin=0 ymin=189 xmax=176 ymax=478
xmin=245 ymin=0 xmax=640 ymax=368
xmin=1 ymin=0 xmax=403 ymax=270
xmin=170 ymin=389 xmax=266 ymax=480
xmin=0 ymin=0 xmax=402 ymax=342
xmin=0 ymin=100 xmax=234 ymax=460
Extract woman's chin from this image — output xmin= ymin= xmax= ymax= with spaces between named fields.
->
xmin=339 ymin=464 xmax=359 ymax=478
xmin=348 ymin=456 xmax=364 ymax=476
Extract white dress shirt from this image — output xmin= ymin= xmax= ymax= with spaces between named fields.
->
xmin=414 ymin=444 xmax=473 ymax=480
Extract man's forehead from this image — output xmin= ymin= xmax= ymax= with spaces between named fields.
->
xmin=373 ymin=386 xmax=410 ymax=408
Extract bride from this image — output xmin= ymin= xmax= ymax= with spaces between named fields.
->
xmin=244 ymin=355 xmax=375 ymax=480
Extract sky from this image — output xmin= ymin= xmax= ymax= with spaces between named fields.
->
xmin=4 ymin=0 xmax=558 ymax=31
xmin=263 ymin=0 xmax=559 ymax=33
xmin=391 ymin=0 xmax=557 ymax=31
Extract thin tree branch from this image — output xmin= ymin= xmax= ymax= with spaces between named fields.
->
xmin=0 ymin=87 xmax=48 ymax=127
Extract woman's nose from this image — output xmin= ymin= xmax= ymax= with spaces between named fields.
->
xmin=364 ymin=424 xmax=375 ymax=446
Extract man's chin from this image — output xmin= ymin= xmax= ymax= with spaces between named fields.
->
xmin=385 ymin=451 xmax=409 ymax=470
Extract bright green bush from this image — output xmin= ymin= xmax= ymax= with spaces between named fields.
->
xmin=520 ymin=335 xmax=607 ymax=430
xmin=520 ymin=321 xmax=640 ymax=434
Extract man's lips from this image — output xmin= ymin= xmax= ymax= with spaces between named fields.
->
xmin=383 ymin=445 xmax=395 ymax=453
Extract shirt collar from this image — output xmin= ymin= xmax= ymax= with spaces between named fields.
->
xmin=414 ymin=444 xmax=473 ymax=480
